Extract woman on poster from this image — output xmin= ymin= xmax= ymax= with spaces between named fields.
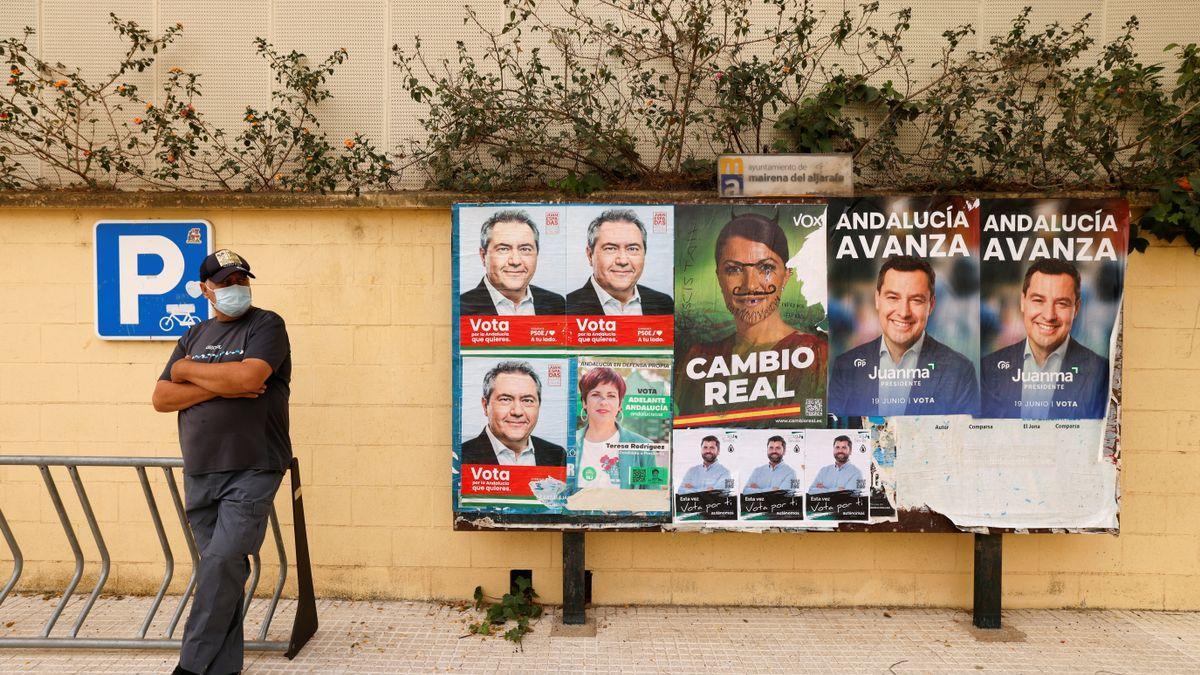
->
xmin=569 ymin=367 xmax=656 ymax=493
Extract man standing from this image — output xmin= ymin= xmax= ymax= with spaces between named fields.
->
xmin=742 ymin=435 xmax=797 ymax=494
xmin=460 ymin=361 xmax=566 ymax=466
xmin=677 ymin=436 xmax=732 ymax=494
xmin=829 ymin=255 xmax=978 ymax=417
xmin=981 ymin=258 xmax=1109 ymax=419
xmin=566 ymin=208 xmax=674 ymax=315
xmin=459 ymin=210 xmax=566 ymax=315
xmin=152 ymin=249 xmax=291 ymax=675
xmin=807 ymin=435 xmax=863 ymax=495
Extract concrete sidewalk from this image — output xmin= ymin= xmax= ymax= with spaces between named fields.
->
xmin=2 ymin=594 xmax=1199 ymax=673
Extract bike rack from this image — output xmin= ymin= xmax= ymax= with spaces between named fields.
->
xmin=0 ymin=456 xmax=317 ymax=658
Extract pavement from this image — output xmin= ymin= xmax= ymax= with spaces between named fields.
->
xmin=1 ymin=594 xmax=1199 ymax=673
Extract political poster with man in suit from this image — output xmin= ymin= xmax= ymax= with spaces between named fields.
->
xmin=455 ymin=204 xmax=568 ymax=347
xmin=978 ymin=199 xmax=1127 ymax=420
xmin=826 ymin=197 xmax=980 ymax=419
xmin=564 ymin=205 xmax=675 ymax=347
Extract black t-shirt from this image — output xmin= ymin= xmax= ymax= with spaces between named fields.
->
xmin=159 ymin=307 xmax=292 ymax=475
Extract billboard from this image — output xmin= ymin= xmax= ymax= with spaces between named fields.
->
xmin=450 ymin=200 xmax=1125 ymax=533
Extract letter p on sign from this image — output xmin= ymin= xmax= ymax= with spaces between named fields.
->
xmin=94 ymin=220 xmax=213 ymax=340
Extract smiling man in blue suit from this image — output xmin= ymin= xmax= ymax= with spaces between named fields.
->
xmin=980 ymin=258 xmax=1109 ymax=420
xmin=830 ymin=255 xmax=978 ymax=417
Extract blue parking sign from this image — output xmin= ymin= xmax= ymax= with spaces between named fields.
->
xmin=94 ymin=220 xmax=213 ymax=340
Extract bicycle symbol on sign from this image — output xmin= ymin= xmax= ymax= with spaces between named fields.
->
xmin=159 ymin=303 xmax=200 ymax=331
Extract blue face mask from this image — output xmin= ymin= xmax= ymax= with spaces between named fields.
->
xmin=209 ymin=283 xmax=252 ymax=318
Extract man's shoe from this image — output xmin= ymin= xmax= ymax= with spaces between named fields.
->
xmin=171 ymin=666 xmax=200 ymax=675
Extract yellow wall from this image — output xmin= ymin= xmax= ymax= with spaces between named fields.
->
xmin=0 ymin=205 xmax=1197 ymax=609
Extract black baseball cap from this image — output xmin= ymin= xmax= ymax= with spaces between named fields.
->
xmin=200 ymin=249 xmax=256 ymax=283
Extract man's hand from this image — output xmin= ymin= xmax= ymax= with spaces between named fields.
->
xmin=748 ymin=482 xmax=760 ymax=489
xmin=223 ymin=385 xmax=267 ymax=399
xmin=170 ymin=357 xmax=273 ymax=396
xmin=813 ymin=482 xmax=826 ymax=489
xmin=153 ymin=380 xmax=218 ymax=413
xmin=682 ymin=483 xmax=694 ymax=489
xmin=170 ymin=356 xmax=192 ymax=383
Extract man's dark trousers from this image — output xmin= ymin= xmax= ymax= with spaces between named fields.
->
xmin=179 ymin=469 xmax=283 ymax=674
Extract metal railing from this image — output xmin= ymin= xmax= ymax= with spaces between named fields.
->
xmin=0 ymin=456 xmax=317 ymax=659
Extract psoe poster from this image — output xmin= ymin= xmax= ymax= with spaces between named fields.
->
xmin=455 ymin=356 xmax=570 ymax=514
xmin=563 ymin=205 xmax=675 ymax=347
xmin=455 ymin=205 xmax=568 ymax=347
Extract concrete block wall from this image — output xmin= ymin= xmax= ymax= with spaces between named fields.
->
xmin=0 ymin=205 xmax=1197 ymax=608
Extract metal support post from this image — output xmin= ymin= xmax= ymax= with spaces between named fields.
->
xmin=973 ymin=533 xmax=1002 ymax=629
xmin=562 ymin=531 xmax=586 ymax=625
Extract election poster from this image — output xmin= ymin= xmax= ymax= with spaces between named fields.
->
xmin=564 ymin=356 xmax=673 ymax=517
xmin=672 ymin=427 xmax=875 ymax=526
xmin=978 ymin=199 xmax=1127 ymax=420
xmin=731 ymin=429 xmax=807 ymax=521
xmin=455 ymin=204 xmax=569 ymax=347
xmin=673 ymin=205 xmax=829 ymax=428
xmin=827 ymin=197 xmax=981 ymax=418
xmin=802 ymin=429 xmax=872 ymax=522
xmin=564 ymin=205 xmax=675 ymax=347
xmin=456 ymin=356 xmax=571 ymax=514
xmin=672 ymin=428 xmax=739 ymax=522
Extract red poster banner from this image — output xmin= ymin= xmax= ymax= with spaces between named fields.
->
xmin=565 ymin=315 xmax=674 ymax=347
xmin=460 ymin=464 xmax=568 ymax=497
xmin=459 ymin=316 xmax=565 ymax=347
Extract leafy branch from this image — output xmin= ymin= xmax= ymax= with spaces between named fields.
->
xmin=467 ymin=578 xmax=543 ymax=647
xmin=0 ymin=14 xmax=398 ymax=192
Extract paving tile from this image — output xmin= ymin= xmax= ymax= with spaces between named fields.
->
xmin=1 ymin=595 xmax=1199 ymax=673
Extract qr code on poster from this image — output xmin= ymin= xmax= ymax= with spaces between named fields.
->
xmin=805 ymin=398 xmax=823 ymax=417
xmin=631 ymin=468 xmax=646 ymax=484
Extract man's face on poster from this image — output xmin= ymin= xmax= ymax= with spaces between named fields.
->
xmin=833 ymin=440 xmax=852 ymax=464
xmin=875 ymin=269 xmax=935 ymax=351
xmin=481 ymin=220 xmax=538 ymax=296
xmin=588 ymin=220 xmax=645 ymax=296
xmin=1020 ymin=272 xmax=1079 ymax=355
xmin=701 ymin=439 xmax=719 ymax=464
xmin=717 ymin=236 xmax=791 ymax=328
xmin=767 ymin=440 xmax=785 ymax=464
xmin=483 ymin=372 xmax=541 ymax=447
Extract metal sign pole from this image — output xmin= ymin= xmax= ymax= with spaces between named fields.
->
xmin=562 ymin=531 xmax=586 ymax=625
xmin=973 ymin=533 xmax=1003 ymax=629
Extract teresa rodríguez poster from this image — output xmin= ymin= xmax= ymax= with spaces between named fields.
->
xmin=826 ymin=197 xmax=981 ymax=419
xmin=672 ymin=205 xmax=829 ymax=428
xmin=978 ymin=199 xmax=1127 ymax=420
